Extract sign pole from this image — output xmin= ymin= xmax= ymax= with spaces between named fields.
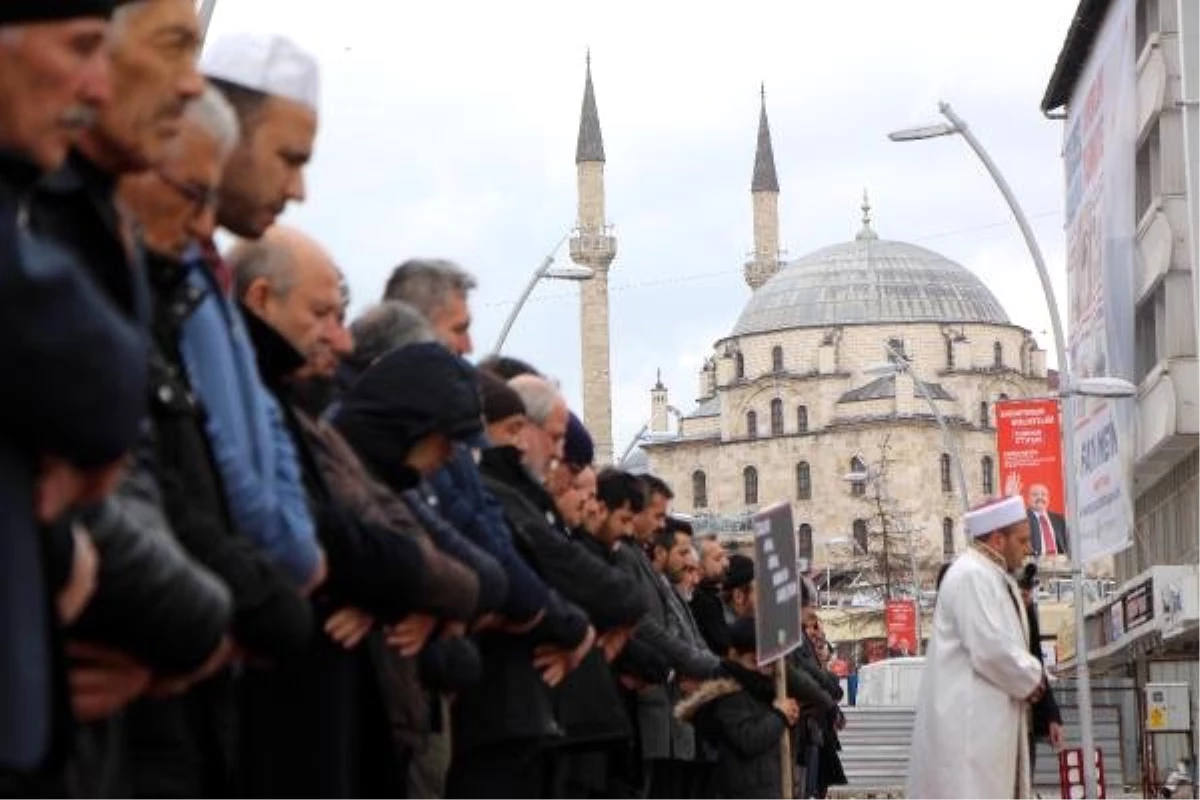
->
xmin=777 ymin=659 xmax=792 ymax=799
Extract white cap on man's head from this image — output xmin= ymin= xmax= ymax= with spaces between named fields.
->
xmin=964 ymin=495 xmax=1026 ymax=538
xmin=200 ymin=32 xmax=319 ymax=110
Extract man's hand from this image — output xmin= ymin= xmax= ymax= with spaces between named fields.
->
xmin=532 ymin=646 xmax=571 ymax=687
xmin=568 ymin=626 xmax=596 ymax=671
xmin=774 ymin=697 xmax=800 ymax=726
xmin=1049 ymin=721 xmax=1065 ymax=751
xmin=1026 ymin=677 xmax=1047 ymax=704
xmin=325 ymin=607 xmax=374 ymax=650
xmin=596 ymin=626 xmax=632 ymax=663
xmin=36 ymin=456 xmax=128 ymax=524
xmin=386 ymin=613 xmax=437 ymax=657
xmin=67 ymin=642 xmax=152 ymax=722
xmin=57 ymin=523 xmax=98 ymax=624
xmin=1004 ymin=472 xmax=1023 ymax=499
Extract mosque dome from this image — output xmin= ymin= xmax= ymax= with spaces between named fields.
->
xmin=731 ymin=223 xmax=1010 ymax=337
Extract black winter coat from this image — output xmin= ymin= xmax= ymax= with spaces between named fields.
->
xmin=691 ymin=580 xmax=731 ymax=656
xmin=677 ymin=662 xmax=790 ymax=800
xmin=1027 ymin=600 xmax=1062 ymax=737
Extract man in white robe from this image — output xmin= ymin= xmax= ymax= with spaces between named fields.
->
xmin=906 ymin=495 xmax=1047 ymax=799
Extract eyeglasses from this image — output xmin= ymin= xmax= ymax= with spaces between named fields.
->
xmin=155 ymin=170 xmax=219 ymax=214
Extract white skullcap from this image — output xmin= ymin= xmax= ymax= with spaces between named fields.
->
xmin=964 ymin=495 xmax=1026 ymax=538
xmin=201 ymin=32 xmax=319 ymax=110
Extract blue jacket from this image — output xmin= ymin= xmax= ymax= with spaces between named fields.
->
xmin=428 ymin=446 xmax=549 ymax=622
xmin=178 ymin=253 xmax=319 ymax=587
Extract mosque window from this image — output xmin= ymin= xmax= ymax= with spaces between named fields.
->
xmin=797 ymin=405 xmax=809 ymax=433
xmin=692 ymin=471 xmax=708 ymax=509
xmin=743 ymin=466 xmax=759 ymax=506
xmin=942 ymin=518 xmax=955 ymax=558
xmin=852 ymin=519 xmax=869 ymax=554
xmin=993 ymin=341 xmax=1003 ymax=368
xmin=735 ymin=351 xmax=745 ymax=379
xmin=797 ymin=524 xmax=814 ymax=564
xmin=946 ymin=337 xmax=955 ymax=370
xmin=981 ymin=456 xmax=995 ymax=495
xmin=746 ymin=410 xmax=758 ymax=438
xmin=770 ymin=399 xmax=784 ymax=435
xmin=979 ymin=401 xmax=990 ymax=428
xmin=940 ymin=454 xmax=953 ymax=493
xmin=849 ymin=457 xmax=867 ymax=497
xmin=796 ymin=462 xmax=812 ymax=500
xmin=772 ymin=345 xmax=784 ymax=373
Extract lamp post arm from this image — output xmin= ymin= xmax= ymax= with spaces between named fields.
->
xmin=618 ymin=423 xmax=649 ymax=467
xmin=490 ymin=230 xmax=572 ymax=355
xmin=938 ymin=101 xmax=1096 ymax=799
xmin=197 ymin=0 xmax=218 ymax=44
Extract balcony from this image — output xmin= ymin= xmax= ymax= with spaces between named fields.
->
xmin=1136 ymin=356 xmax=1199 ymax=487
xmin=569 ymin=232 xmax=617 ymax=265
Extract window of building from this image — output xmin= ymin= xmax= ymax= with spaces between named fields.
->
xmin=993 ymin=341 xmax=1003 ymax=369
xmin=797 ymin=405 xmax=809 ymax=433
xmin=1136 ymin=120 xmax=1161 ymax=223
xmin=735 ymin=351 xmax=745 ymax=379
xmin=770 ymin=398 xmax=784 ymax=435
xmin=746 ymin=410 xmax=758 ymax=438
xmin=796 ymin=461 xmax=812 ymax=500
xmin=887 ymin=337 xmax=906 ymax=363
xmin=979 ymin=401 xmax=989 ymax=428
xmin=940 ymin=453 xmax=953 ymax=493
xmin=743 ymin=466 xmax=759 ymax=506
xmin=1136 ymin=284 xmax=1164 ymax=383
xmin=797 ymin=524 xmax=814 ymax=565
xmin=850 ymin=456 xmax=867 ymax=497
xmin=945 ymin=337 xmax=955 ymax=370
xmin=1136 ymin=0 xmax=1160 ymax=57
xmin=772 ymin=345 xmax=784 ymax=373
xmin=692 ymin=470 xmax=707 ymax=509
xmin=942 ymin=517 xmax=955 ymax=558
xmin=853 ymin=519 xmax=869 ymax=554
xmin=981 ymin=455 xmax=995 ymax=496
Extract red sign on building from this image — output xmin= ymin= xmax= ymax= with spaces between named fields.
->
xmin=885 ymin=599 xmax=918 ymax=657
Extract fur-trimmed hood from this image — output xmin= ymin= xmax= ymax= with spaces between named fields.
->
xmin=675 ymin=678 xmax=742 ymax=723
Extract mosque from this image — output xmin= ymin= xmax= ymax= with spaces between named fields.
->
xmin=563 ymin=60 xmax=1054 ymax=579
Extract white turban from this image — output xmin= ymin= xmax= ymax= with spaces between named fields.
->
xmin=963 ymin=495 xmax=1026 ymax=538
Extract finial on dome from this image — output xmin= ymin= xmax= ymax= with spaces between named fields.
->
xmin=654 ymin=368 xmax=665 ymax=391
xmin=856 ymin=188 xmax=878 ymax=240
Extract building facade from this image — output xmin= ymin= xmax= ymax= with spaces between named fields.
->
xmin=634 ymin=93 xmax=1052 ymax=577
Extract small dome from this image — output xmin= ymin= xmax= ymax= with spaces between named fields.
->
xmin=731 ymin=237 xmax=1009 ymax=337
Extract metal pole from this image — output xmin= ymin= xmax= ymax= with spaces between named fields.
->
xmin=616 ymin=422 xmax=649 ymax=467
xmin=910 ymin=527 xmax=922 ymax=655
xmin=196 ymin=0 xmax=218 ymax=45
xmin=939 ymin=101 xmax=1097 ymax=799
xmin=491 ymin=231 xmax=571 ymax=355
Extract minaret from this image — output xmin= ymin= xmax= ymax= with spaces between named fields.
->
xmin=745 ymin=84 xmax=781 ymax=290
xmin=570 ymin=52 xmax=618 ymax=464
xmin=650 ymin=370 xmax=669 ymax=434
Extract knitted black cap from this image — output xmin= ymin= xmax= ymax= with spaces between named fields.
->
xmin=725 ymin=554 xmax=754 ymax=591
xmin=0 ymin=1 xmax=132 ymax=25
xmin=478 ymin=369 xmax=525 ymax=424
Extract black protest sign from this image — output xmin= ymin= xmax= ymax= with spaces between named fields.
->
xmin=752 ymin=501 xmax=803 ymax=665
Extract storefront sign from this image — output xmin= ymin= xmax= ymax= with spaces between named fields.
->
xmin=885 ymin=599 xmax=918 ymax=657
xmin=1122 ymin=579 xmax=1154 ymax=631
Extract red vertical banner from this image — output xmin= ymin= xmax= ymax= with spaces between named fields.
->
xmin=885 ymin=599 xmax=917 ymax=657
xmin=994 ymin=399 xmax=1066 ymax=515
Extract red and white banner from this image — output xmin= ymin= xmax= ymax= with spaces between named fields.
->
xmin=885 ymin=599 xmax=917 ymax=657
xmin=995 ymin=398 xmax=1065 ymax=516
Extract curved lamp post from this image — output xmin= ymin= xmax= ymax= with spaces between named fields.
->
xmin=491 ymin=230 xmax=593 ymax=355
xmin=888 ymin=101 xmax=1136 ymax=799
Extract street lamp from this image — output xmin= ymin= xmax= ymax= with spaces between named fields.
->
xmin=197 ymin=0 xmax=218 ymax=43
xmin=490 ymin=230 xmax=594 ymax=354
xmin=862 ymin=344 xmax=971 ymax=521
xmin=887 ymin=100 xmax=1135 ymax=799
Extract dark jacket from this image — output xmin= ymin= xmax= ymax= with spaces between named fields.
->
xmin=1027 ymin=600 xmax=1061 ymax=737
xmin=613 ymin=538 xmax=721 ymax=761
xmin=429 ymin=446 xmax=550 ymax=624
xmin=676 ymin=661 xmax=790 ymax=800
xmin=479 ymin=448 xmax=645 ymax=747
xmin=690 ymin=580 xmax=731 ymax=656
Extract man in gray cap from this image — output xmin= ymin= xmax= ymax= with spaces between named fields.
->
xmin=0 ymin=0 xmax=142 ymax=782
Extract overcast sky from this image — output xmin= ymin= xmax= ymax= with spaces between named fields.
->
xmin=206 ymin=0 xmax=1081 ymax=459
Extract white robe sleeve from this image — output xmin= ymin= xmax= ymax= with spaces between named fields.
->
xmin=955 ymin=573 xmax=1044 ymax=700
